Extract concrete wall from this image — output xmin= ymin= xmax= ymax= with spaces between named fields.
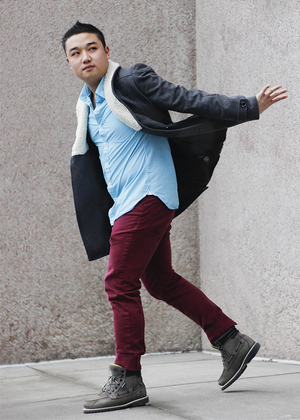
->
xmin=1 ymin=0 xmax=200 ymax=364
xmin=196 ymin=0 xmax=300 ymax=360
xmin=1 ymin=0 xmax=299 ymax=365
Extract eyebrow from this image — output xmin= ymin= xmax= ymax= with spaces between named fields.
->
xmin=68 ymin=41 xmax=98 ymax=54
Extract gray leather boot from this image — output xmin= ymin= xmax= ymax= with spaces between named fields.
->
xmin=215 ymin=331 xmax=260 ymax=391
xmin=83 ymin=364 xmax=148 ymax=413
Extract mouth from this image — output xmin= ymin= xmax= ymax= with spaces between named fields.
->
xmin=83 ymin=65 xmax=94 ymax=71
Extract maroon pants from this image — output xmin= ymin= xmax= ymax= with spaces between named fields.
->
xmin=104 ymin=196 xmax=236 ymax=371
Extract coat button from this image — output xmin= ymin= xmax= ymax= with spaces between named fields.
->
xmin=204 ymin=156 xmax=210 ymax=162
xmin=240 ymin=101 xmax=247 ymax=108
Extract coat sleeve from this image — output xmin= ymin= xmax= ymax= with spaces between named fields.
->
xmin=130 ymin=63 xmax=259 ymax=123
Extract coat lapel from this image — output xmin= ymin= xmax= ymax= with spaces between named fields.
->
xmin=72 ymin=99 xmax=89 ymax=156
xmin=104 ymin=60 xmax=142 ymax=131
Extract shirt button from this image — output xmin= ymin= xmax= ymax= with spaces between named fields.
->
xmin=240 ymin=101 xmax=247 ymax=108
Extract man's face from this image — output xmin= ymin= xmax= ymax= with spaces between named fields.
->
xmin=65 ymin=32 xmax=110 ymax=90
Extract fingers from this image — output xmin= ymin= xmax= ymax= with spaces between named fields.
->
xmin=265 ymin=85 xmax=288 ymax=98
xmin=262 ymin=84 xmax=271 ymax=94
xmin=269 ymin=88 xmax=288 ymax=105
xmin=257 ymin=84 xmax=288 ymax=113
xmin=273 ymin=93 xmax=288 ymax=104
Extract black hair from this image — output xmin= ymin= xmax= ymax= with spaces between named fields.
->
xmin=62 ymin=21 xmax=106 ymax=53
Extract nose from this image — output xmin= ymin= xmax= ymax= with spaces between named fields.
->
xmin=82 ymin=50 xmax=91 ymax=63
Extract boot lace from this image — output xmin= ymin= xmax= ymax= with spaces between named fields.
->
xmin=101 ymin=373 xmax=125 ymax=395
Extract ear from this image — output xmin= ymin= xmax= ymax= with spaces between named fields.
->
xmin=66 ymin=57 xmax=72 ymax=68
xmin=105 ymin=46 xmax=110 ymax=59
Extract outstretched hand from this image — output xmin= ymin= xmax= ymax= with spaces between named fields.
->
xmin=256 ymin=85 xmax=288 ymax=114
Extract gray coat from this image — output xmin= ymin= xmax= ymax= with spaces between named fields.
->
xmin=71 ymin=61 xmax=259 ymax=261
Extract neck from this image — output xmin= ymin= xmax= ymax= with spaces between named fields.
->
xmin=87 ymin=81 xmax=99 ymax=96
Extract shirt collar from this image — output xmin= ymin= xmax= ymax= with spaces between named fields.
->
xmin=79 ymin=77 xmax=105 ymax=108
xmin=95 ymin=77 xmax=105 ymax=100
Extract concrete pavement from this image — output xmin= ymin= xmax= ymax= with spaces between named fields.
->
xmin=1 ymin=351 xmax=300 ymax=420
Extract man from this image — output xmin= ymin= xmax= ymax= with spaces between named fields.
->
xmin=62 ymin=21 xmax=287 ymax=414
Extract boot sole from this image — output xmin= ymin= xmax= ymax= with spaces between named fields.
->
xmin=221 ymin=342 xmax=261 ymax=391
xmin=83 ymin=395 xmax=149 ymax=414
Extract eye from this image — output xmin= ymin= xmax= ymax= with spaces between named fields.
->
xmin=71 ymin=51 xmax=79 ymax=57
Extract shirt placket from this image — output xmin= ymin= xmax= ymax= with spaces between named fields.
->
xmin=94 ymin=101 xmax=114 ymax=198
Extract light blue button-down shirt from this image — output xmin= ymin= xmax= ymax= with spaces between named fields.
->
xmin=80 ymin=78 xmax=179 ymax=225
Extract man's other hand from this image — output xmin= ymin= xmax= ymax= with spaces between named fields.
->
xmin=256 ymin=85 xmax=288 ymax=114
